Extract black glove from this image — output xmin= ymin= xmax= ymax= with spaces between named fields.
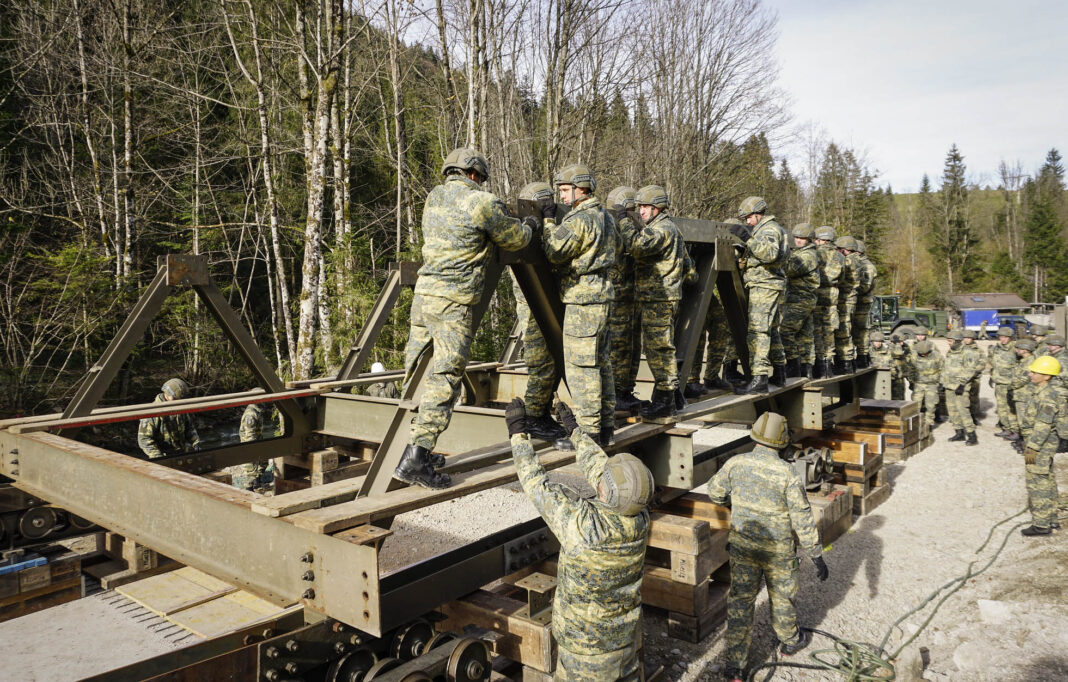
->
xmin=812 ymin=556 xmax=829 ymax=582
xmin=540 ymin=197 xmax=556 ymax=220
xmin=1059 ymin=438 xmax=1068 ymax=454
xmin=611 ymin=205 xmax=627 ymax=223
xmin=505 ymin=397 xmax=527 ymax=437
xmin=954 ymin=385 xmax=965 ymax=396
xmin=556 ymin=402 xmax=579 ymax=435
xmin=522 ymin=215 xmax=539 ymax=232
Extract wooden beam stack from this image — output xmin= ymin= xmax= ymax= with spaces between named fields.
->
xmin=837 ymin=399 xmax=931 ymax=463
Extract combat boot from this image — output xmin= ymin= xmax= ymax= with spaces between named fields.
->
xmin=965 ymin=431 xmax=978 ymax=445
xmin=674 ymin=387 xmax=687 ymax=411
xmin=785 ymin=358 xmax=801 ymax=378
xmin=615 ymin=390 xmax=643 ymax=414
xmin=684 ymin=382 xmax=707 ymax=399
xmin=527 ymin=414 xmax=572 ymax=449
xmin=736 ymin=375 xmax=769 ymax=395
xmin=994 ymin=428 xmax=1013 ymax=438
xmin=1021 ymin=525 xmax=1052 ymax=536
xmin=640 ymin=388 xmax=676 ymax=421
xmin=814 ymin=358 xmax=832 ymax=378
xmin=770 ymin=364 xmax=787 ymax=387
xmin=704 ymin=376 xmax=733 ymax=391
xmin=842 ymin=359 xmax=856 ymax=374
xmin=724 ymin=666 xmax=744 ymax=682
xmin=855 ymin=354 xmax=870 ymax=369
xmin=1005 ymin=431 xmax=1021 ymax=442
xmin=947 ymin=429 xmax=966 ymax=442
xmin=800 ymin=362 xmax=814 ymax=379
xmin=832 ymin=358 xmax=847 ymax=375
xmin=779 ymin=628 xmax=812 ymax=656
xmin=393 ymin=445 xmax=452 ymax=490
xmin=723 ymin=361 xmax=745 ymax=385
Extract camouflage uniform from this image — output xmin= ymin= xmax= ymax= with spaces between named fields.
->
xmin=1011 ymin=353 xmax=1037 ymax=430
xmin=814 ymin=244 xmax=844 ymax=363
xmin=512 ymin=430 xmax=649 ymax=680
xmin=851 ymin=255 xmax=878 ymax=355
xmin=889 ymin=344 xmax=907 ymax=400
xmin=942 ymin=344 xmax=976 ymax=436
xmin=689 ymin=290 xmax=730 ymax=385
xmin=742 ymin=216 xmax=789 ymax=376
xmin=406 ymin=175 xmax=531 ymax=451
xmin=509 ymin=268 xmax=531 ymax=346
xmin=869 ymin=342 xmax=898 ymax=385
xmin=835 ymin=252 xmax=860 ymax=362
xmin=367 ymin=380 xmax=400 ymax=399
xmin=988 ymin=339 xmax=1019 ymax=432
xmin=910 ymin=350 xmax=943 ymax=429
xmin=137 ymin=394 xmax=201 ymax=459
xmin=1019 ymin=381 xmax=1068 ymax=530
xmin=525 ymin=196 xmax=617 ymax=433
xmin=963 ymin=341 xmax=984 ymax=420
xmin=620 ymin=211 xmax=685 ymax=391
xmin=780 ymin=241 xmax=820 ymax=364
xmin=230 ymin=402 xmax=276 ymax=491
xmin=706 ymin=445 xmax=822 ymax=672
xmin=608 ymin=214 xmax=640 ymax=399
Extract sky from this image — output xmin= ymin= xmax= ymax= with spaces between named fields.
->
xmin=770 ymin=0 xmax=1068 ymax=192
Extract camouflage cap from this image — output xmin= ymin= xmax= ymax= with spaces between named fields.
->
xmin=870 ymin=331 xmax=885 ymax=342
xmin=997 ymin=326 xmax=1016 ymax=337
xmin=815 ymin=225 xmax=837 ymax=241
xmin=518 ymin=181 xmax=553 ymax=202
xmin=914 ymin=325 xmax=929 ymax=335
xmin=1031 ymin=324 xmax=1049 ymax=337
xmin=792 ymin=222 xmax=815 ymax=239
xmin=914 ymin=340 xmax=934 ymax=355
xmin=835 ymin=235 xmax=859 ymax=252
xmin=554 ymin=163 xmax=596 ymax=190
xmin=856 ymin=239 xmax=867 ymax=255
xmin=636 ymin=184 xmax=670 ymax=209
xmin=442 ymin=147 xmax=489 ymax=179
xmin=750 ymin=411 xmax=789 ymax=449
xmin=1047 ymin=334 xmax=1066 ymax=347
xmin=606 ymin=185 xmax=637 ymax=210
xmin=961 ymin=329 xmax=977 ymax=339
xmin=737 ymin=196 xmax=767 ymax=219
xmin=1016 ymin=339 xmax=1036 ymax=352
xmin=599 ymin=453 xmax=655 ymax=516
xmin=162 ymin=378 xmax=191 ymax=400
xmin=947 ymin=329 xmax=963 ymax=340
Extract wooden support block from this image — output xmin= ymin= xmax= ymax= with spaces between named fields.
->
xmin=859 ymin=398 xmax=919 ymax=420
xmin=282 ymin=449 xmax=340 ymax=474
xmin=641 ymin=567 xmax=709 ymax=616
xmin=669 ymin=530 xmax=728 ymax=585
xmin=833 ymin=453 xmax=883 ymax=482
xmin=655 ymin=494 xmax=730 ymax=530
xmin=0 ymin=577 xmax=82 ymax=623
xmin=438 ymin=589 xmax=555 ymax=674
xmin=855 ymin=483 xmax=890 ymax=515
xmin=333 ymin=524 xmax=392 ymax=548
xmin=827 ymin=430 xmax=886 ymax=454
xmin=807 ymin=485 xmax=853 ymax=546
xmin=667 ymin=583 xmax=728 ymax=643
xmin=838 ymin=469 xmax=886 ymax=502
xmin=648 ymin=513 xmax=712 ymax=555
xmin=311 ymin=460 xmax=370 ymax=486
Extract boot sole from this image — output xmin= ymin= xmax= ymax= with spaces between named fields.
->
xmin=393 ymin=470 xmax=451 ymax=490
xmin=641 ymin=414 xmax=677 ymax=424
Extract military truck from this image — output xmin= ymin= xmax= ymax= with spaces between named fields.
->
xmin=869 ymin=295 xmax=948 ymax=337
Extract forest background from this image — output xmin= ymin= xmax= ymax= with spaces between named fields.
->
xmin=1 ymin=0 xmax=1066 ymax=416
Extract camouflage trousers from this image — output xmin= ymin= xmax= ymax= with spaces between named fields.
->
xmin=891 ymin=378 xmax=906 ymax=401
xmin=993 ymin=384 xmax=1018 ymax=431
xmin=835 ymin=299 xmax=856 ymax=361
xmin=689 ymin=295 xmax=729 ymax=384
xmin=555 ymin=642 xmax=639 ymax=682
xmin=851 ymin=300 xmax=873 ymax=355
xmin=969 ymin=380 xmax=980 ymax=419
xmin=912 ymin=383 xmax=940 ymax=428
xmin=404 ymin=294 xmax=474 ymax=451
xmin=609 ymin=296 xmax=641 ymax=394
xmin=525 ymin=303 xmax=613 ymax=433
xmin=813 ymin=289 xmax=839 ymax=362
xmin=780 ymin=291 xmax=816 ymax=363
xmin=229 ymin=462 xmax=272 ymax=492
xmin=726 ymin=541 xmax=802 ymax=671
xmin=639 ymin=300 xmax=680 ymax=391
xmin=1026 ymin=454 xmax=1059 ymax=529
xmin=746 ymin=286 xmax=785 ymax=376
xmin=945 ymin=386 xmax=975 ymax=433
xmin=509 ymin=269 xmax=530 ymax=351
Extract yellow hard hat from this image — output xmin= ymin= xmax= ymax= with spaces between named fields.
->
xmin=1029 ymin=355 xmax=1061 ymax=376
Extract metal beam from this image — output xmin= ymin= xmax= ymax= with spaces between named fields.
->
xmin=335 ymin=264 xmax=411 ymax=383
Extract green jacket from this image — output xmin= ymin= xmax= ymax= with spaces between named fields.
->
xmin=870 ymin=345 xmax=899 ymax=378
xmin=542 ymin=195 xmax=617 ymax=304
xmin=784 ymin=242 xmax=821 ymax=298
xmin=942 ymin=344 xmax=984 ymax=388
xmin=910 ymin=349 xmax=943 ymax=385
xmin=605 ymin=211 xmax=634 ymax=302
xmin=1020 ymin=381 xmax=1068 ymax=460
xmin=137 ymin=394 xmax=201 ymax=459
xmin=512 ymin=430 xmax=649 ymax=655
xmin=706 ymin=444 xmax=822 ymax=558
xmin=987 ymin=341 xmax=1017 ymax=384
xmin=620 ymin=211 xmax=685 ymax=302
xmin=742 ymin=215 xmax=788 ymax=291
xmin=416 ymin=175 xmax=531 ymax=305
xmin=816 ymin=243 xmax=844 ymax=294
xmin=838 ymin=253 xmax=860 ymax=306
xmin=855 ymin=256 xmax=878 ymax=303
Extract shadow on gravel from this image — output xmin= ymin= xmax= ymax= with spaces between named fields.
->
xmin=1017 ymin=655 xmax=1068 ymax=680
xmin=797 ymin=515 xmax=886 ymax=626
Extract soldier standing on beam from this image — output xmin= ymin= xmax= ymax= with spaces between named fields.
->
xmin=852 ymin=239 xmax=878 ymax=368
xmin=780 ymin=223 xmax=821 ymax=379
xmin=812 ymin=226 xmax=844 ymax=378
xmin=393 ymin=148 xmax=532 ymax=490
xmin=605 ymin=186 xmax=644 ymax=415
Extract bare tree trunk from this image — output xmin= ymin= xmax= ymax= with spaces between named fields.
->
xmin=74 ymin=0 xmax=112 ymax=268
xmin=435 ymin=0 xmax=459 ymax=110
xmin=121 ymin=0 xmax=134 ymax=279
xmin=387 ymin=0 xmax=407 ymax=254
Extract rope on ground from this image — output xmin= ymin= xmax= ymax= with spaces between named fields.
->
xmin=745 ymin=507 xmax=1064 ymax=681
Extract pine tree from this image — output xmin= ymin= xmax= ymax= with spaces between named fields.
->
xmin=924 ymin=144 xmax=979 ymax=293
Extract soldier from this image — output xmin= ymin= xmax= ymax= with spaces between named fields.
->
xmin=910 ymin=340 xmax=943 ymax=430
xmin=366 ymin=362 xmax=400 ymax=399
xmin=1018 ymin=356 xmax=1068 ymax=536
xmin=395 ymin=148 xmax=532 ymax=490
xmin=1010 ymin=339 xmax=1037 ymax=451
xmin=506 ymin=398 xmax=652 ymax=680
xmin=687 ymin=288 xmax=734 ymax=394
xmin=705 ymin=412 xmax=829 ymax=680
xmin=960 ymin=330 xmax=984 ymax=421
xmin=605 ymin=186 xmax=643 ymax=414
xmin=736 ymin=197 xmax=789 ymax=394
xmin=231 ymin=400 xmax=277 ymax=492
xmin=780 ymin=223 xmax=821 ymax=378
xmin=511 ymin=182 xmax=557 ymax=346
xmin=525 ymin=163 xmax=618 ymax=445
xmin=812 ymin=226 xmax=845 ymax=378
xmin=989 ymin=326 xmax=1020 ymax=440
xmin=852 ymin=239 xmax=878 ymax=368
xmin=1031 ymin=324 xmax=1050 ymax=356
xmin=868 ymin=331 xmax=900 ymax=395
xmin=833 ymin=236 xmax=860 ymax=374
xmin=619 ymin=184 xmax=685 ymax=420
xmin=1043 ymin=334 xmax=1068 ymax=398
xmin=942 ymin=331 xmax=978 ymax=445
xmin=889 ymin=334 xmax=908 ymax=400
xmin=137 ymin=378 xmax=201 ymax=460
xmin=719 ymin=218 xmax=752 ymax=386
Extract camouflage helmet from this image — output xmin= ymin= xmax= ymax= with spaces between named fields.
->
xmin=815 ymin=225 xmax=837 ymax=241
xmin=554 ymin=163 xmax=596 ymax=190
xmin=1016 ymin=339 xmax=1036 ymax=352
xmin=1030 ymin=324 xmax=1049 ymax=337
xmin=737 ymin=196 xmax=767 ymax=219
xmin=1029 ymin=355 xmax=1061 ymax=376
xmin=914 ymin=325 xmax=929 ymax=336
xmin=856 ymin=239 xmax=867 ymax=255
xmin=518 ymin=181 xmax=553 ymax=203
xmin=870 ymin=330 xmax=885 ymax=342
xmin=606 ymin=185 xmax=637 ymax=210
xmin=835 ymin=235 xmax=859 ymax=252
xmin=914 ymin=340 xmax=934 ymax=355
xmin=441 ymin=147 xmax=489 ymax=179
xmin=947 ymin=329 xmax=963 ymax=340
xmin=1047 ymin=334 xmax=1066 ymax=348
xmin=792 ymin=222 xmax=815 ymax=240
xmin=635 ymin=184 xmax=670 ymax=209
xmin=598 ymin=453 xmax=655 ymax=516
xmin=750 ymin=411 xmax=789 ymax=449
xmin=961 ymin=329 xmax=977 ymax=339
xmin=162 ymin=378 xmax=191 ymax=400
xmin=997 ymin=326 xmax=1016 ymax=337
